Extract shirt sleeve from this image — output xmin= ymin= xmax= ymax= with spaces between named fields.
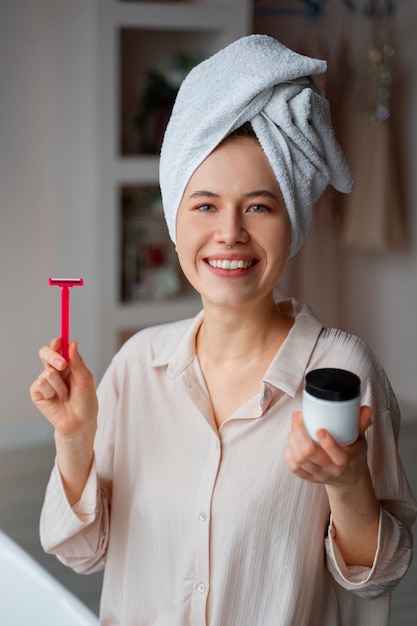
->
xmin=39 ymin=458 xmax=110 ymax=575
xmin=324 ymin=369 xmax=417 ymax=598
xmin=325 ymin=505 xmax=413 ymax=598
xmin=39 ymin=356 xmax=120 ymax=574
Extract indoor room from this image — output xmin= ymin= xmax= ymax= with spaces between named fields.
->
xmin=0 ymin=0 xmax=416 ymax=623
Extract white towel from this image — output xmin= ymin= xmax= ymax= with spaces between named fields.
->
xmin=160 ymin=34 xmax=353 ymax=257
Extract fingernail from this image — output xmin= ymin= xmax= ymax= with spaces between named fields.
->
xmin=292 ymin=410 xmax=301 ymax=420
xmin=54 ymin=358 xmax=65 ymax=369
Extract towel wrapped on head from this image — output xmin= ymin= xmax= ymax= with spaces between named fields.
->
xmin=160 ymin=34 xmax=353 ymax=257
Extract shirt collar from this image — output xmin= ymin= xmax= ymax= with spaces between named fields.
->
xmin=151 ymin=299 xmax=323 ymax=398
xmin=150 ymin=310 xmax=204 ymax=375
xmin=263 ymin=298 xmax=323 ymax=397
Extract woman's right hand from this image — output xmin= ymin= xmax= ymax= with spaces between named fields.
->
xmin=30 ymin=338 xmax=98 ymax=505
xmin=30 ymin=337 xmax=98 ymax=438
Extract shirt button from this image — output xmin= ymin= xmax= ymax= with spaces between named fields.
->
xmin=199 ymin=512 xmax=207 ymax=522
xmin=197 ymin=583 xmax=206 ymax=593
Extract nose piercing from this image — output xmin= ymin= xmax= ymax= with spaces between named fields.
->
xmin=226 ymin=244 xmax=233 ymax=249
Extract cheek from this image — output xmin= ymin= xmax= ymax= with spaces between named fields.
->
xmin=174 ymin=230 xmax=197 ymax=283
xmin=175 ymin=210 xmax=207 ymax=261
xmin=174 ymin=224 xmax=189 ymax=265
xmin=266 ymin=220 xmax=291 ymax=260
xmin=175 ymin=221 xmax=189 ymax=260
xmin=175 ymin=248 xmax=202 ymax=294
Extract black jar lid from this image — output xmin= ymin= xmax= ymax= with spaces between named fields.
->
xmin=305 ymin=368 xmax=361 ymax=402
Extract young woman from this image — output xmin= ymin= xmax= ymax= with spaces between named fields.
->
xmin=30 ymin=36 xmax=416 ymax=626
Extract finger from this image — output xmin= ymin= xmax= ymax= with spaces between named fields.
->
xmin=30 ymin=378 xmax=52 ymax=403
xmin=39 ymin=341 xmax=67 ymax=372
xmin=290 ymin=413 xmax=348 ymax=469
xmin=35 ymin=368 xmax=69 ymax=403
xmin=290 ymin=410 xmax=315 ymax=441
xmin=33 ymin=378 xmax=58 ymax=402
xmin=50 ymin=336 xmax=62 ymax=352
xmin=285 ymin=443 xmax=324 ymax=482
xmin=288 ymin=413 xmax=326 ymax=470
xmin=316 ymin=428 xmax=350 ymax=467
xmin=290 ymin=412 xmax=323 ymax=457
xmin=289 ymin=412 xmax=317 ymax=453
xmin=358 ymin=405 xmax=373 ymax=437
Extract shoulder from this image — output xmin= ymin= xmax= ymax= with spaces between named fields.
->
xmin=313 ymin=326 xmax=395 ymax=411
xmin=282 ymin=296 xmax=388 ymax=389
xmin=316 ymin=326 xmax=375 ymax=366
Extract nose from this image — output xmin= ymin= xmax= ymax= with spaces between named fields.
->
xmin=214 ymin=209 xmax=249 ymax=246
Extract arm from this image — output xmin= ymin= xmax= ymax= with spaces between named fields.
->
xmin=285 ymin=402 xmax=416 ymax=598
xmin=285 ymin=407 xmax=380 ymax=567
xmin=285 ymin=331 xmax=417 ymax=598
xmin=31 ymin=338 xmax=111 ymax=573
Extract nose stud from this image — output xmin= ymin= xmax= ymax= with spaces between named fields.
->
xmin=226 ymin=244 xmax=233 ymax=249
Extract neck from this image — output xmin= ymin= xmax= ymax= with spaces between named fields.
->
xmin=197 ymin=296 xmax=293 ymax=364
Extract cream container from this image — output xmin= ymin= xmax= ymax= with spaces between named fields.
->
xmin=303 ymin=368 xmax=361 ymax=446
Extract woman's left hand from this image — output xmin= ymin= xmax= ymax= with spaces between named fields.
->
xmin=284 ymin=406 xmax=372 ymax=487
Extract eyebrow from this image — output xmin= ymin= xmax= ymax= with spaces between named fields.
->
xmin=245 ymin=189 xmax=282 ymax=202
xmin=188 ymin=191 xmax=219 ymax=198
xmin=188 ymin=189 xmax=282 ymax=202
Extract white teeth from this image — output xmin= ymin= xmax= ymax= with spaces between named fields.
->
xmin=208 ymin=259 xmax=253 ymax=270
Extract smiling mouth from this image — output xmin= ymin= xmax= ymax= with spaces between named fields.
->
xmin=207 ymin=259 xmax=256 ymax=270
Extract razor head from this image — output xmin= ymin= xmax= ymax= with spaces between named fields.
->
xmin=48 ymin=278 xmax=84 ymax=287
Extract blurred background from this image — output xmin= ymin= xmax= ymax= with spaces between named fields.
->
xmin=0 ymin=0 xmax=416 ymax=620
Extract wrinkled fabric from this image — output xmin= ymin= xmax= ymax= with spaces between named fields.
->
xmin=40 ymin=298 xmax=416 ymax=625
xmin=160 ymin=34 xmax=353 ymax=256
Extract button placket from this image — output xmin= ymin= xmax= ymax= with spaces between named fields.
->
xmin=192 ymin=436 xmax=220 ymax=616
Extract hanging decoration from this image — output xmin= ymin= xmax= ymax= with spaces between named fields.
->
xmin=339 ymin=0 xmax=406 ymax=251
xmin=253 ymin=0 xmax=329 ymax=19
xmin=253 ymin=0 xmax=396 ymax=18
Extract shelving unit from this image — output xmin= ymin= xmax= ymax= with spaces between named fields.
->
xmin=97 ymin=0 xmax=251 ymax=370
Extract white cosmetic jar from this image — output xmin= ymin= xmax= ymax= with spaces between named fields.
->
xmin=303 ymin=368 xmax=361 ymax=446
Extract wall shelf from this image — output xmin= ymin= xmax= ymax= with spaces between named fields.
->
xmin=98 ymin=0 xmax=250 ymax=366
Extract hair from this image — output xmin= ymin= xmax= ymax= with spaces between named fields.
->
xmin=224 ymin=121 xmax=258 ymax=142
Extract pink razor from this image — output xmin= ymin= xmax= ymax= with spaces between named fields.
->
xmin=48 ymin=278 xmax=84 ymax=361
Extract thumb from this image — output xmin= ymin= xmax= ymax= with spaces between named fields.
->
xmin=358 ymin=405 xmax=373 ymax=438
xmin=67 ymin=341 xmax=95 ymax=385
xmin=68 ymin=340 xmax=82 ymax=366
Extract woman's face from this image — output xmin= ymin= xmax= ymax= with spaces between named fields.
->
xmin=175 ymin=136 xmax=291 ymax=311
